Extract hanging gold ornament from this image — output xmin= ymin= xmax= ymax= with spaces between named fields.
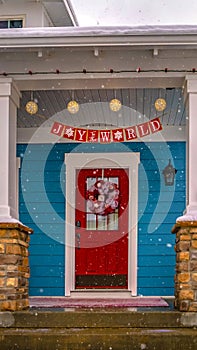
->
xmin=67 ymin=100 xmax=79 ymax=114
xmin=25 ymin=100 xmax=38 ymax=115
xmin=154 ymin=98 xmax=167 ymax=112
xmin=109 ymin=98 xmax=122 ymax=112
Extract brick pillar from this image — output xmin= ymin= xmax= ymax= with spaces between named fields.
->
xmin=172 ymin=222 xmax=197 ymax=312
xmin=0 ymin=222 xmax=33 ymax=311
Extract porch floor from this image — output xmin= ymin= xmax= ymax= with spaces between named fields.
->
xmin=0 ymin=299 xmax=197 ymax=350
xmin=29 ymin=296 xmax=169 ymax=308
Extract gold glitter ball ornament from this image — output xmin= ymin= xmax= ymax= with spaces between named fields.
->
xmin=154 ymin=98 xmax=167 ymax=112
xmin=109 ymin=98 xmax=122 ymax=112
xmin=25 ymin=100 xmax=38 ymax=115
xmin=67 ymin=100 xmax=79 ymax=114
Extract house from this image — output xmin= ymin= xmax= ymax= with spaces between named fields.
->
xmin=0 ymin=0 xmax=197 ymax=312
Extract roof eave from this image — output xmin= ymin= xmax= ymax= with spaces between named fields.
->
xmin=0 ymin=26 xmax=197 ymax=50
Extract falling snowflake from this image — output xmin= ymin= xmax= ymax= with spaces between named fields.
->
xmin=140 ymin=344 xmax=147 ymax=349
xmin=114 ymin=130 xmax=123 ymax=140
xmin=65 ymin=128 xmax=74 ymax=137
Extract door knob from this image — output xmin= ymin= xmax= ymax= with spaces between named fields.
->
xmin=75 ymin=220 xmax=81 ymax=228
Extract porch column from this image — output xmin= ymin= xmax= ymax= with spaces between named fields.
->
xmin=184 ymin=76 xmax=197 ymax=216
xmin=0 ymin=79 xmax=33 ymax=311
xmin=0 ymin=78 xmax=20 ymax=219
xmin=172 ymin=76 xmax=197 ymax=311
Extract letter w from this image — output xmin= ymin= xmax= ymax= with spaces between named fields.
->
xmin=100 ymin=131 xmax=111 ymax=143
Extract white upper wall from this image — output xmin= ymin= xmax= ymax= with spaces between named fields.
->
xmin=0 ymin=0 xmax=78 ymax=27
xmin=0 ymin=0 xmax=53 ymax=27
xmin=71 ymin=0 xmax=197 ymax=26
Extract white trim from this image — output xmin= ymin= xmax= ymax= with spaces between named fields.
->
xmin=64 ymin=152 xmax=140 ymax=297
xmin=181 ymin=76 xmax=197 ymax=218
xmin=0 ymin=15 xmax=25 ymax=25
xmin=16 ymin=157 xmax=21 ymax=219
xmin=70 ymin=290 xmax=133 ymax=298
xmin=0 ymin=79 xmax=20 ymax=219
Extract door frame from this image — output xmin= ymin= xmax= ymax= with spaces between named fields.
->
xmin=64 ymin=152 xmax=140 ymax=296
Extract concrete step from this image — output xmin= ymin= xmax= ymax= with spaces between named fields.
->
xmin=1 ymin=309 xmax=197 ymax=328
xmin=0 ymin=309 xmax=197 ymax=349
xmin=0 ymin=327 xmax=197 ymax=350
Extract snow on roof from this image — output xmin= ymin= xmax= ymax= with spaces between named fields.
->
xmin=1 ymin=25 xmax=197 ymax=38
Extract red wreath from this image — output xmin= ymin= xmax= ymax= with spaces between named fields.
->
xmin=86 ymin=179 xmax=119 ymax=216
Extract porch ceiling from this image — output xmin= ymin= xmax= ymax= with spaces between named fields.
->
xmin=17 ymin=87 xmax=186 ymax=129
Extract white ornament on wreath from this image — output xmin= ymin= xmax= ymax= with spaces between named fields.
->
xmin=86 ymin=179 xmax=119 ymax=216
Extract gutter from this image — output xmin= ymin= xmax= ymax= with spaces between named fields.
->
xmin=0 ymin=26 xmax=197 ymax=49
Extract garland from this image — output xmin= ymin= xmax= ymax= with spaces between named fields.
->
xmin=50 ymin=117 xmax=162 ymax=143
xmin=86 ymin=180 xmax=119 ymax=216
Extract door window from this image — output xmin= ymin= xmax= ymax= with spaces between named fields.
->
xmin=86 ymin=176 xmax=119 ymax=231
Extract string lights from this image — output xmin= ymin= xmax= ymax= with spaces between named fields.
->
xmin=25 ymin=100 xmax=38 ymax=115
xmin=67 ymin=91 xmax=79 ymax=114
xmin=1 ymin=67 xmax=197 ymax=76
xmin=154 ymin=98 xmax=167 ymax=112
xmin=25 ymin=91 xmax=38 ymax=115
xmin=4 ymin=66 xmax=192 ymax=115
xmin=109 ymin=98 xmax=122 ymax=112
xmin=67 ymin=100 xmax=79 ymax=114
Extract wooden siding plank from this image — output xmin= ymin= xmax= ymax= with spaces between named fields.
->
xmin=138 ymin=266 xmax=174 ymax=277
xmin=138 ymin=287 xmax=174 ymax=296
xmin=29 ymin=287 xmax=65 ymax=296
xmin=138 ymin=255 xmax=175 ymax=266
xmin=138 ymin=245 xmax=174 ymax=256
xmin=29 ymin=255 xmax=64 ymax=266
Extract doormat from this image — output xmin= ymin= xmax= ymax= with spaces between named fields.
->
xmin=30 ymin=297 xmax=169 ymax=308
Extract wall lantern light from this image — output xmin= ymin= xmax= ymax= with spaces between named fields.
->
xmin=162 ymin=159 xmax=177 ymax=186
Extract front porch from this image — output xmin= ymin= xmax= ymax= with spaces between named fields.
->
xmin=2 ymin=26 xmax=197 ymax=317
xmin=0 ymin=300 xmax=197 ymax=350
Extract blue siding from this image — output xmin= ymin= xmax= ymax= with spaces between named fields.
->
xmin=17 ymin=141 xmax=186 ymax=296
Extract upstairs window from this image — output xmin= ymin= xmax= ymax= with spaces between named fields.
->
xmin=0 ymin=18 xmax=23 ymax=29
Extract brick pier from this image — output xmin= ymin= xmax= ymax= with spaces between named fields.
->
xmin=0 ymin=222 xmax=33 ymax=311
xmin=172 ymin=221 xmax=197 ymax=311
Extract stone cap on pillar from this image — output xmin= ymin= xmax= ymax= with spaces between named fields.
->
xmin=0 ymin=217 xmax=33 ymax=235
xmin=172 ymin=220 xmax=197 ymax=233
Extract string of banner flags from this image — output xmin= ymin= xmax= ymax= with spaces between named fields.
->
xmin=50 ymin=117 xmax=162 ymax=143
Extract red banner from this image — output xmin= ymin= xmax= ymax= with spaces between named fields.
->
xmin=51 ymin=117 xmax=162 ymax=142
